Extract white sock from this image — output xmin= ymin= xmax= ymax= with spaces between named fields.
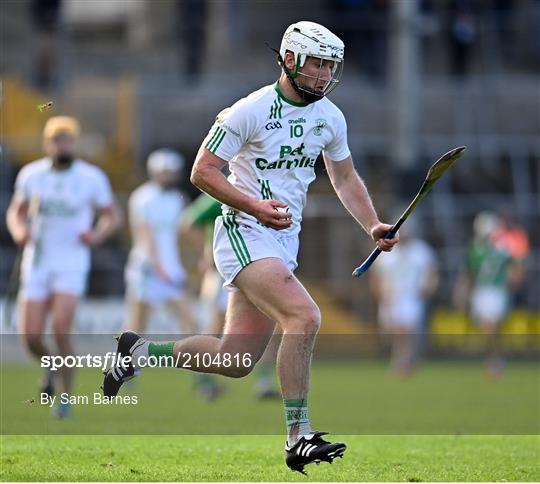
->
xmin=285 ymin=398 xmax=312 ymax=445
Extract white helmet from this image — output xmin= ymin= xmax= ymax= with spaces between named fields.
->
xmin=147 ymin=149 xmax=185 ymax=176
xmin=473 ymin=211 xmax=500 ymax=240
xmin=278 ymin=21 xmax=345 ymax=102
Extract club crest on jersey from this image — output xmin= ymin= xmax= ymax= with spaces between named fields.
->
xmin=313 ymin=119 xmax=327 ymax=136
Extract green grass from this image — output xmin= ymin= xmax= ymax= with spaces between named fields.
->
xmin=1 ymin=361 xmax=539 ymax=481
xmin=1 ymin=361 xmax=538 ymax=435
xmin=1 ymin=435 xmax=538 ymax=481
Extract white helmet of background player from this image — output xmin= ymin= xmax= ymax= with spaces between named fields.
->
xmin=278 ymin=21 xmax=345 ymax=103
xmin=147 ymin=148 xmax=185 ymax=189
xmin=473 ymin=211 xmax=500 ymax=241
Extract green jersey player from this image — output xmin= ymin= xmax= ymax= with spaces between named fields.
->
xmin=454 ymin=211 xmax=518 ymax=378
xmin=104 ymin=21 xmax=398 ymax=474
xmin=183 ymin=192 xmax=281 ymax=400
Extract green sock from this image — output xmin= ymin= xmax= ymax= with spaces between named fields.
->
xmin=284 ymin=398 xmax=311 ymax=444
xmin=148 ymin=341 xmax=174 ymax=357
xmin=148 ymin=342 xmax=175 ymax=366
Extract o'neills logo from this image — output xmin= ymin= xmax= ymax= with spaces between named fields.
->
xmin=255 ymin=156 xmax=315 ymax=170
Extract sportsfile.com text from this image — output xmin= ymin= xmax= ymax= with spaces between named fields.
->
xmin=40 ymin=352 xmax=253 ymax=372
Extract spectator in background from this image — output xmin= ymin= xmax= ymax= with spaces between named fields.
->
xmin=492 ymin=208 xmax=530 ymax=262
xmin=492 ymin=208 xmax=530 ymax=307
xmin=454 ymin=212 xmax=520 ymax=378
xmin=6 ymin=116 xmax=121 ymax=417
xmin=177 ymin=0 xmax=207 ymax=83
xmin=448 ymin=0 xmax=477 ymax=77
xmin=492 ymin=0 xmax=515 ymax=66
xmin=30 ymin=0 xmax=61 ymax=90
xmin=532 ymin=0 xmax=540 ymax=69
xmin=328 ymin=0 xmax=389 ymax=82
xmin=370 ymin=222 xmax=439 ymax=378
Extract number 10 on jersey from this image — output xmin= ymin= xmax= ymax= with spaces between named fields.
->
xmin=290 ymin=125 xmax=304 ymax=138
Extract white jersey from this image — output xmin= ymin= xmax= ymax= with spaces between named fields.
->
xmin=374 ymin=239 xmax=436 ymax=329
xmin=14 ymin=157 xmax=113 ymax=273
xmin=202 ymin=82 xmax=351 ymax=235
xmin=374 ymin=239 xmax=436 ymax=301
xmin=127 ymin=182 xmax=185 ymax=279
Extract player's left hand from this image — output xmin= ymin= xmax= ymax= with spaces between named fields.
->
xmin=79 ymin=230 xmax=103 ymax=246
xmin=370 ymin=222 xmax=399 ymax=252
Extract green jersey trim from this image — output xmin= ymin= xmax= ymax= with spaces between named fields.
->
xmin=274 ymin=82 xmax=308 ymax=107
xmin=206 ymin=127 xmax=227 ymax=153
xmin=258 ymin=179 xmax=273 ymax=200
xmin=269 ymin=96 xmax=284 ymax=119
xmin=223 ymin=215 xmax=252 ymax=267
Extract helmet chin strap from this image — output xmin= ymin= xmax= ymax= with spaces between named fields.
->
xmin=265 ymin=43 xmax=324 ymax=104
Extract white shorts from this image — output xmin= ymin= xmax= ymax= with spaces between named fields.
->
xmin=470 ymin=286 xmax=509 ymax=325
xmin=20 ymin=266 xmax=88 ymax=300
xmin=378 ymin=297 xmax=425 ymax=331
xmin=213 ymin=215 xmax=299 ymax=291
xmin=125 ymin=265 xmax=186 ymax=304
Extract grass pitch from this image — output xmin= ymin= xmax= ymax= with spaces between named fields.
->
xmin=1 ymin=360 xmax=538 ymax=481
xmin=1 ymin=435 xmax=538 ymax=481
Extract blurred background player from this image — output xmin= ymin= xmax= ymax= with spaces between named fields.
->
xmin=6 ymin=116 xmax=121 ymax=418
xmin=183 ymin=192 xmax=281 ymax=400
xmin=491 ymin=207 xmax=530 ymax=308
xmin=181 ymin=192 xmax=225 ymax=400
xmin=370 ymin=222 xmax=439 ymax=377
xmin=124 ymin=148 xmax=199 ymax=336
xmin=454 ymin=211 xmax=520 ymax=378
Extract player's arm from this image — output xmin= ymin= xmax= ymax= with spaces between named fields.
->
xmin=191 ymin=148 xmax=291 ymax=230
xmin=323 ymin=154 xmax=397 ymax=251
xmin=6 ymin=195 xmax=30 ymax=245
xmin=80 ymin=202 xmax=122 ymax=246
xmin=138 ymin=221 xmax=172 ymax=282
xmin=422 ymin=262 xmax=440 ymax=299
xmin=80 ymin=169 xmax=122 ymax=246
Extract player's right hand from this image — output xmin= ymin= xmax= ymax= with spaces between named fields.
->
xmin=13 ymin=226 xmax=31 ymax=246
xmin=250 ymin=200 xmax=292 ymax=230
xmin=370 ymin=222 xmax=399 ymax=252
xmin=154 ymin=263 xmax=173 ymax=283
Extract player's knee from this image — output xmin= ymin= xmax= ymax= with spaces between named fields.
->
xmin=285 ymin=303 xmax=321 ymax=335
xmin=303 ymin=305 xmax=321 ymax=334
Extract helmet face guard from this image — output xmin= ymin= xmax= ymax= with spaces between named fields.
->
xmin=271 ymin=48 xmax=344 ymax=104
xmin=290 ymin=55 xmax=344 ymax=103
